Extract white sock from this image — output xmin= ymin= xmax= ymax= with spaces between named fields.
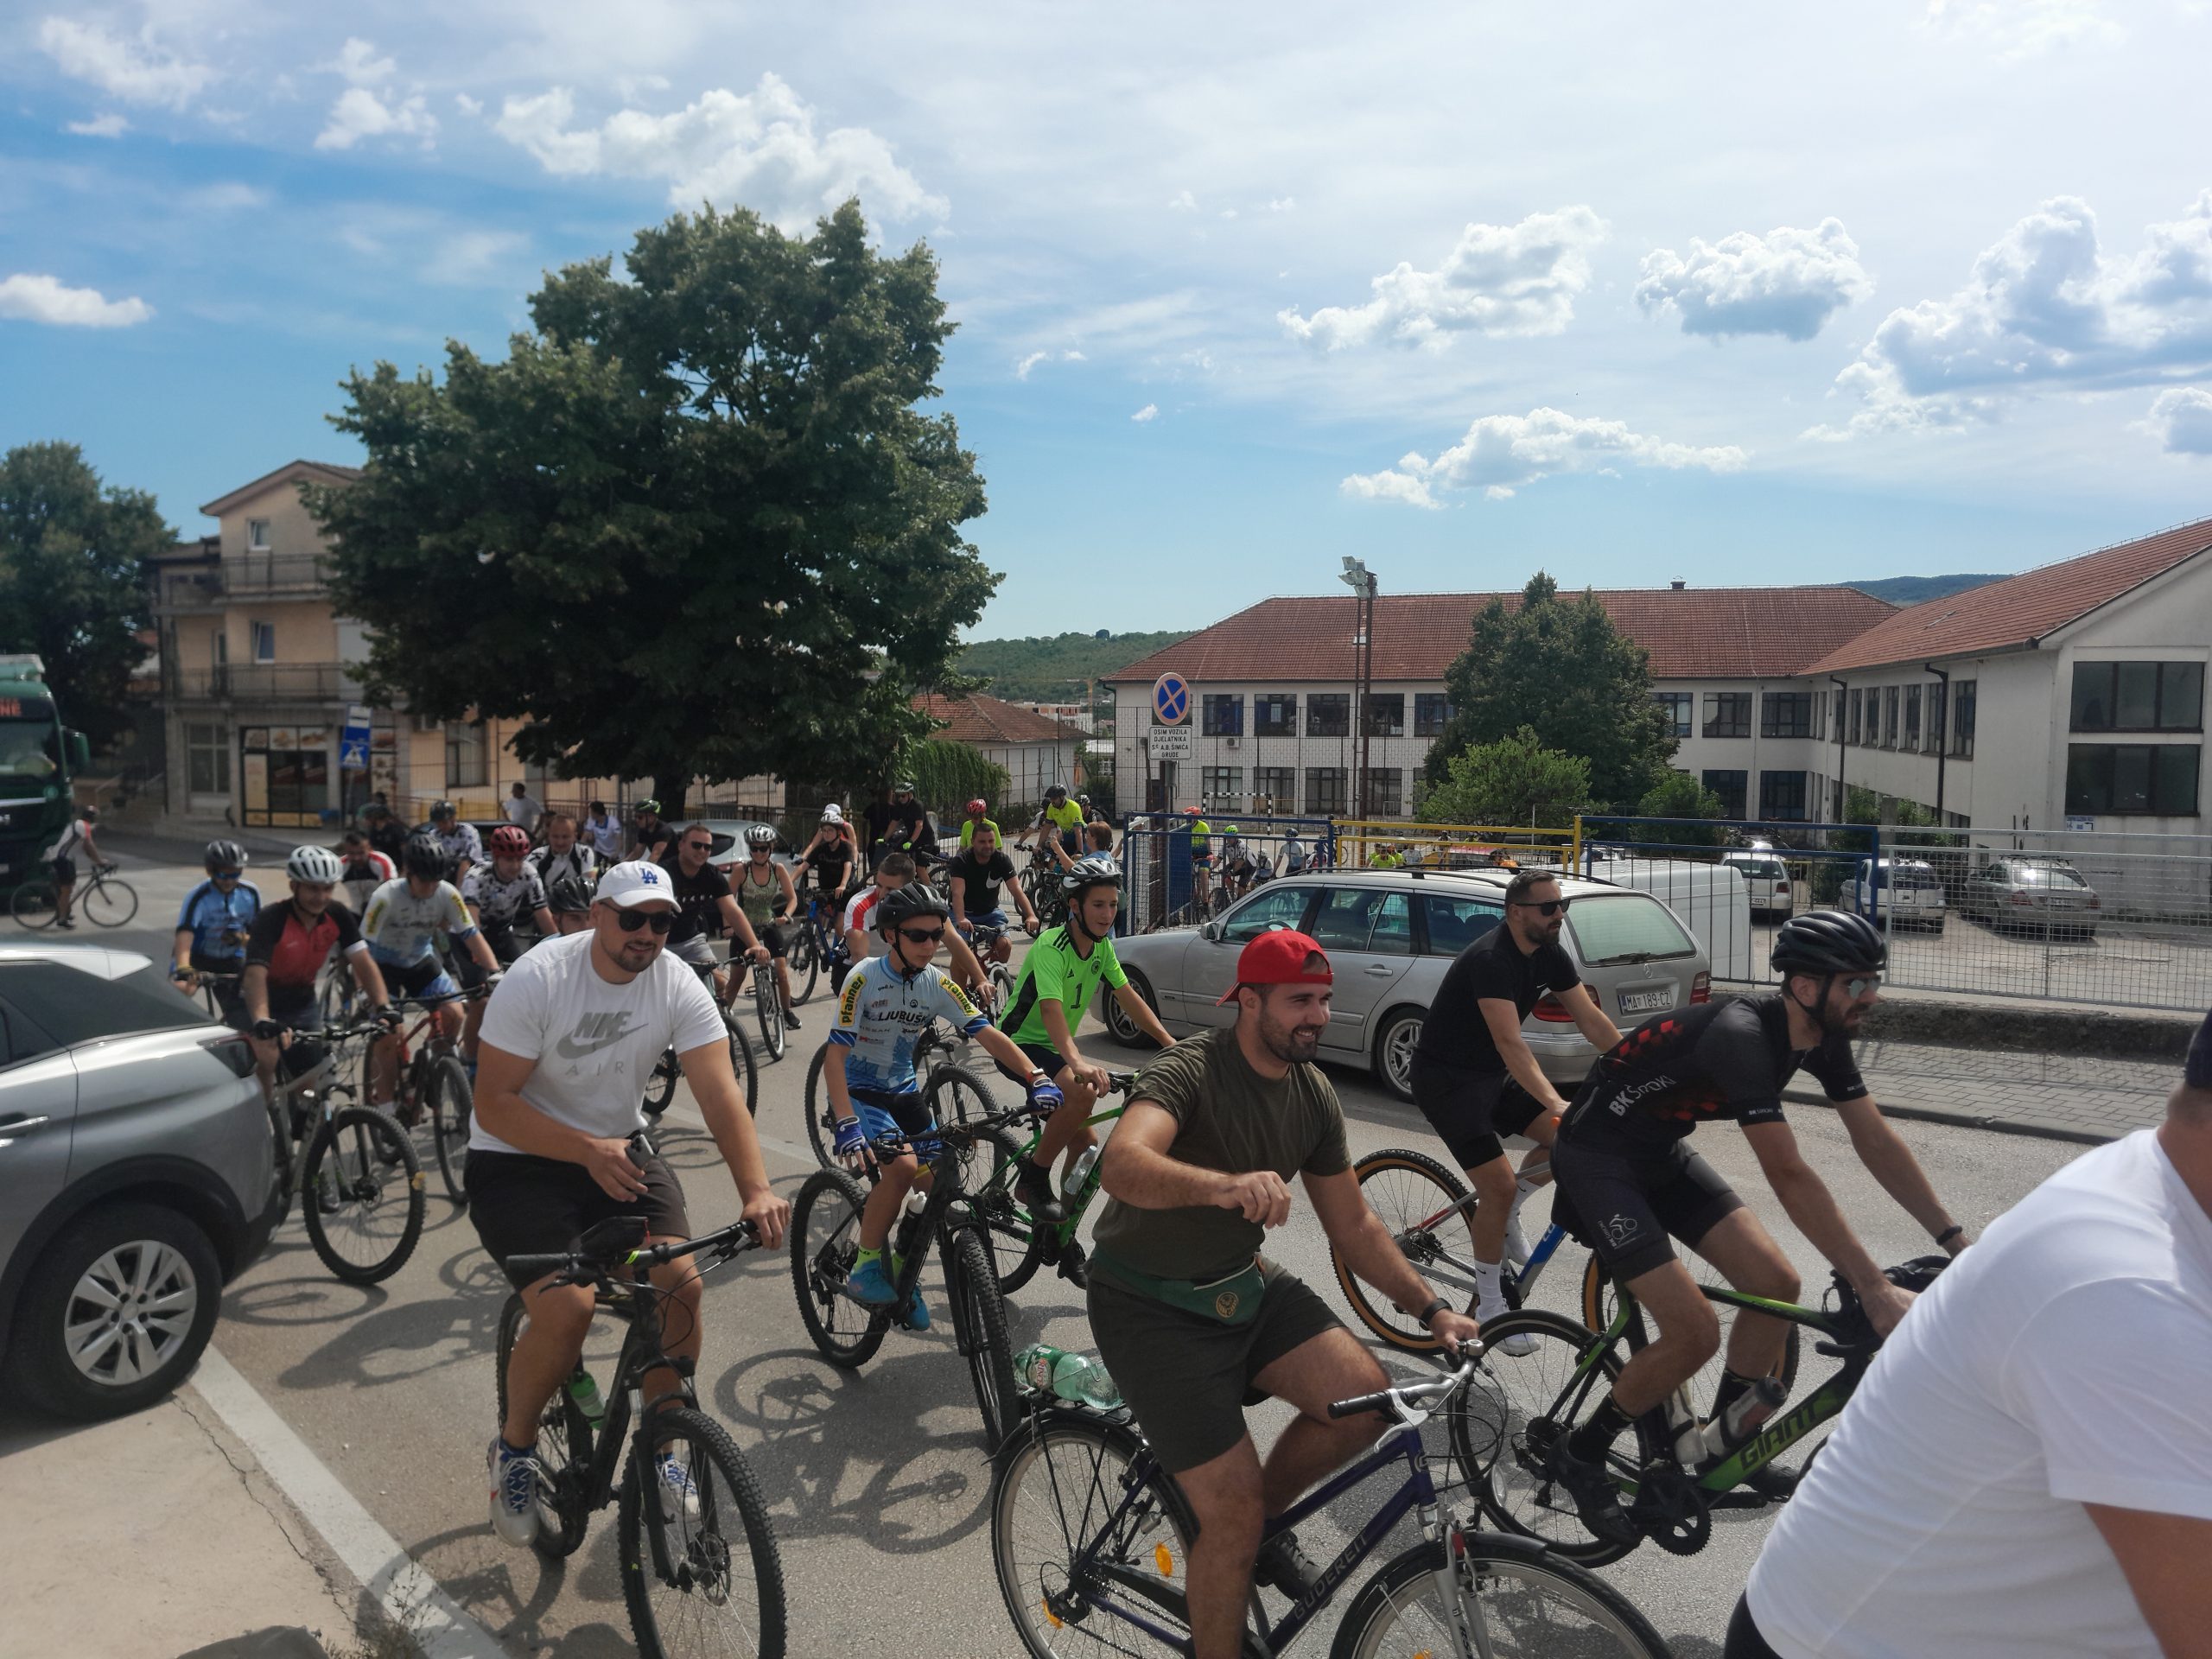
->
xmin=1472 ymin=1258 xmax=1505 ymax=1309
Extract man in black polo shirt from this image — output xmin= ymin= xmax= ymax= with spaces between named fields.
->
xmin=1412 ymin=868 xmax=1621 ymax=1343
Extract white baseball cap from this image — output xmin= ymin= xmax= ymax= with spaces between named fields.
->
xmin=597 ymin=860 xmax=680 ymax=909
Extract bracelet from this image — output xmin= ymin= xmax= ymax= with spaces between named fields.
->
xmin=1935 ymin=1224 xmax=1965 ymax=1245
xmin=1414 ymin=1296 xmax=1451 ymax=1325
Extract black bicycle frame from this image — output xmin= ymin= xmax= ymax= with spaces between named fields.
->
xmin=883 ymin=1129 xmax=991 ymax=1356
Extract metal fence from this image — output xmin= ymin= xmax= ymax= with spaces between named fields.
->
xmin=1118 ymin=814 xmax=1338 ymax=932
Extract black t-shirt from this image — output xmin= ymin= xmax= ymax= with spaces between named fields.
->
xmin=949 ymin=849 xmax=1015 ymax=913
xmin=1560 ymin=994 xmax=1869 ymax=1154
xmin=887 ymin=800 xmax=926 ymax=848
xmin=365 ymin=818 xmax=408 ymax=861
xmin=862 ymin=800 xmax=896 ymax=849
xmin=804 ymin=836 xmax=855 ymax=889
xmin=1415 ymin=925 xmax=1581 ymax=1076
xmin=655 ymin=855 xmax=730 ymax=944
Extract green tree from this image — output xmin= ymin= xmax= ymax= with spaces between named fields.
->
xmin=900 ymin=737 xmax=1008 ymax=817
xmin=1419 ymin=726 xmax=1592 ymax=828
xmin=1635 ymin=768 xmax=1728 ymax=847
xmin=0 ymin=442 xmax=168 ymax=750
xmin=1421 ymin=572 xmax=1676 ymax=809
xmin=308 ymin=200 xmax=996 ymax=815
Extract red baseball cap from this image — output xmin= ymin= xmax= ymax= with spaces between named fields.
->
xmin=1217 ymin=929 xmax=1333 ymax=1004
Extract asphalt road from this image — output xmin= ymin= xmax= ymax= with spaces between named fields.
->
xmin=33 ymin=842 xmax=2091 ymax=1656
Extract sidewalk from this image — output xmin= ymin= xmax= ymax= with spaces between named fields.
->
xmin=1787 ymin=1036 xmax=2175 ymax=1144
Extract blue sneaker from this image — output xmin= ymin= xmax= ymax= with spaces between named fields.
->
xmin=845 ymin=1255 xmax=898 ymax=1306
xmin=487 ymin=1437 xmax=542 ymax=1548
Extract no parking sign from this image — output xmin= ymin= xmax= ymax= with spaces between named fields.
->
xmin=1153 ymin=673 xmax=1191 ymax=726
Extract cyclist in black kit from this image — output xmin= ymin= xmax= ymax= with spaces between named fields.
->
xmin=1547 ymin=910 xmax=1972 ymax=1545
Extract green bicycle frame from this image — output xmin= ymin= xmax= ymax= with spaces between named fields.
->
xmin=1009 ymin=1103 xmax=1123 ymax=1245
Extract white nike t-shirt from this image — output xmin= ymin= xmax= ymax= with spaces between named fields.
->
xmin=1747 ymin=1128 xmax=2212 ymax=1658
xmin=469 ymin=931 xmax=725 ymax=1154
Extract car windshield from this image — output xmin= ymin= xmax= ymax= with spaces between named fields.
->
xmin=0 ymin=957 xmax=213 ymax=1048
xmin=0 ymin=706 xmax=62 ymax=785
xmin=1891 ymin=866 xmax=1942 ymax=891
xmin=1734 ymin=859 xmax=1785 ymax=880
xmin=1564 ymin=893 xmax=1697 ymax=964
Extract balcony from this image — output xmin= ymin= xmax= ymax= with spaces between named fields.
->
xmin=151 ymin=555 xmax=333 ymax=613
xmin=169 ymin=663 xmax=362 ymax=703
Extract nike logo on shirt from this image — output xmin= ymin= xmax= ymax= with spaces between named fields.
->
xmin=554 ymin=1012 xmax=644 ymax=1059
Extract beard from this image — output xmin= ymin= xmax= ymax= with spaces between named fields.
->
xmin=1256 ymin=1004 xmax=1323 ymax=1064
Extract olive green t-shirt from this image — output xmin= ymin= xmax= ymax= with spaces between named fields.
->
xmin=1090 ymin=1028 xmax=1351 ymax=1282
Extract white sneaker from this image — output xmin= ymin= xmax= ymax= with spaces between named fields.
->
xmin=657 ymin=1451 xmax=702 ymax=1526
xmin=1474 ymin=1291 xmax=1536 ymax=1357
xmin=488 ymin=1438 xmax=542 ymax=1548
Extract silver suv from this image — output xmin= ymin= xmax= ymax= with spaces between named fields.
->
xmin=0 ymin=944 xmax=276 ymax=1419
xmin=1103 ymin=868 xmax=1713 ymax=1100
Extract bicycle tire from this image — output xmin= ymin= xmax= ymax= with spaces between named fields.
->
xmin=803 ymin=1043 xmax=836 ymax=1167
xmin=302 ymin=1106 xmax=425 ymax=1285
xmin=924 ymin=1060 xmax=998 ymax=1128
xmin=10 ymin=880 xmax=57 ymax=928
xmin=265 ymin=1096 xmax=298 ymax=1214
xmin=962 ymin=1124 xmax=1042 ymax=1294
xmin=1580 ymin=1253 xmax=1801 ymax=1402
xmin=789 ymin=1166 xmax=888 ymax=1367
xmin=753 ymin=971 xmax=786 ymax=1063
xmin=1335 ymin=1147 xmax=1479 ymax=1352
xmin=427 ymin=1054 xmax=473 ymax=1205
xmin=641 ymin=1046 xmax=678 ymax=1116
xmin=726 ymin=1010 xmax=759 ymax=1115
xmin=82 ymin=874 xmax=137 ymax=927
xmin=787 ymin=925 xmax=820 ymax=1005
xmin=494 ymin=1293 xmax=594 ymax=1560
xmin=1329 ymin=1531 xmax=1672 ymax=1659
xmin=950 ymin=1229 xmax=1018 ymax=1452
xmin=1453 ymin=1308 xmax=1642 ymax=1567
xmin=617 ymin=1402 xmax=786 ymax=1659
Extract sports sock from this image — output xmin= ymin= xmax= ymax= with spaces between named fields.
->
xmin=1567 ymin=1394 xmax=1637 ymax=1463
xmin=1711 ymin=1367 xmax=1761 ymax=1425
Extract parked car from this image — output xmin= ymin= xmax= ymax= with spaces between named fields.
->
xmin=1844 ymin=857 xmax=1948 ymax=933
xmin=1960 ymin=855 xmax=2101 ymax=939
xmin=1720 ymin=849 xmax=1795 ymax=919
xmin=1101 ymin=868 xmax=1712 ymax=1102
xmin=0 ymin=944 xmax=277 ymax=1419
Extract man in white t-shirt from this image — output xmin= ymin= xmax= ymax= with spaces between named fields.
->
xmin=467 ymin=860 xmax=791 ymax=1550
xmin=503 ymin=781 xmax=543 ymax=836
xmin=1733 ymin=1007 xmax=2212 ymax=1659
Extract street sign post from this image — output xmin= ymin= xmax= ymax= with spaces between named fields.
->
xmin=1149 ymin=726 xmax=1192 ymax=760
xmin=339 ymin=702 xmax=371 ymax=773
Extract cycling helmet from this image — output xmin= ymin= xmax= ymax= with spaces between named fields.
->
xmin=1046 ymin=784 xmax=1068 ymax=800
xmin=205 ymin=839 xmax=248 ymax=874
xmin=965 ymin=798 xmax=988 ymax=817
xmin=401 ymin=836 xmax=449 ymax=880
xmin=548 ymin=874 xmax=593 ymax=912
xmin=1061 ymin=853 xmax=1122 ymax=898
xmin=1770 ymin=909 xmax=1886 ymax=977
xmin=894 ymin=780 xmax=917 ymax=795
xmin=745 ymin=823 xmax=778 ymax=849
xmin=487 ymin=824 xmax=531 ymax=857
xmin=429 ymin=799 xmax=455 ymax=820
xmin=820 ymin=804 xmax=844 ymax=824
xmin=877 ymin=881 xmax=952 ymax=932
xmin=286 ymin=845 xmax=344 ymax=885
xmin=634 ymin=798 xmax=662 ymax=817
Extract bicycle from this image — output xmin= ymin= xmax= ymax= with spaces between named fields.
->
xmin=990 ymin=1351 xmax=1672 ymax=1659
xmin=1457 ymin=1253 xmax=1949 ymax=1565
xmin=790 ymin=1078 xmax=1036 ymax=1452
xmin=725 ymin=943 xmax=791 ymax=1065
xmin=362 ymin=989 xmax=480 ymax=1205
xmin=799 ymin=1001 xmax=1004 ymax=1167
xmin=172 ymin=964 xmax=246 ymax=1022
xmin=641 ymin=958 xmax=759 ymax=1122
xmin=963 ymin=918 xmax=1020 ymax=1014
xmin=262 ymin=1021 xmax=428 ymax=1284
xmin=498 ymin=1211 xmax=786 ymax=1658
xmin=966 ymin=1071 xmax=1141 ymax=1294
xmin=784 ymin=892 xmax=848 ymax=1007
xmin=11 ymin=861 xmax=138 ymax=928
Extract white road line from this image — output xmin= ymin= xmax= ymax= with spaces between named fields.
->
xmin=191 ymin=1346 xmax=510 ymax=1659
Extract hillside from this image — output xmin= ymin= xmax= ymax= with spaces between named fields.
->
xmin=957 ymin=629 xmax=1192 ymax=702
xmin=1849 ymin=574 xmax=2007 ymax=606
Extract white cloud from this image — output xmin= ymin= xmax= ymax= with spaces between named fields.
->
xmin=1131 ymin=403 xmax=1159 ymax=422
xmin=1636 ymin=218 xmax=1872 ymax=341
xmin=454 ymin=93 xmax=484 ymax=118
xmin=1014 ymin=348 xmax=1084 ymax=380
xmin=1815 ymin=191 xmax=2212 ymax=437
xmin=1342 ymin=406 xmax=1747 ymax=508
xmin=188 ymin=182 xmax=269 ymax=213
xmin=423 ymin=230 xmax=529 ymax=286
xmin=316 ymin=86 xmax=437 ymax=151
xmin=2141 ymin=386 xmax=2212 ymax=455
xmin=326 ymin=38 xmax=395 ymax=86
xmin=66 ymin=112 xmax=129 ymax=138
xmin=0 ymin=273 xmax=152 ymax=327
xmin=1166 ymin=190 xmax=1198 ymax=213
xmin=493 ymin=76 xmax=945 ymax=232
xmin=38 ymin=17 xmax=212 ymax=110
xmin=1268 ymin=197 xmax=1297 ymax=213
xmin=1922 ymin=0 xmax=2123 ymax=60
xmin=1279 ymin=207 xmax=1608 ymax=350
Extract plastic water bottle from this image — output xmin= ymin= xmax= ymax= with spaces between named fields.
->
xmin=1014 ymin=1343 xmax=1065 ymax=1394
xmin=1062 ymin=1145 xmax=1101 ymax=1198
xmin=1049 ymin=1351 xmax=1123 ymax=1410
xmin=1700 ymin=1376 xmax=1785 ymax=1462
xmin=566 ymin=1366 xmax=606 ymax=1427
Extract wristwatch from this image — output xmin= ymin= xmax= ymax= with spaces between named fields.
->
xmin=1935 ymin=1224 xmax=1965 ymax=1246
xmin=1414 ymin=1296 xmax=1452 ymax=1326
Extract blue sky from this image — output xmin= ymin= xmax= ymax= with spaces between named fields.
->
xmin=6 ymin=1 xmax=2212 ymax=635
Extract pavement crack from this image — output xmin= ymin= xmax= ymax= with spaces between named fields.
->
xmin=175 ymin=1389 xmax=358 ymax=1626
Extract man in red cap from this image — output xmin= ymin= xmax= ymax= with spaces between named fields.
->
xmin=1089 ymin=929 xmax=1483 ymax=1659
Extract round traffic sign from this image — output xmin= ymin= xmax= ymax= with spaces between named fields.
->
xmin=1153 ymin=673 xmax=1192 ymax=726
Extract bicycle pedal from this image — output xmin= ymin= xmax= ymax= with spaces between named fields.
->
xmin=1708 ymin=1489 xmax=1773 ymax=1511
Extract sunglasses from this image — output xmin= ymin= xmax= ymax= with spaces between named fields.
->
xmin=683 ymin=840 xmax=714 ymax=852
xmin=1842 ymin=974 xmax=1883 ymax=1000
xmin=1513 ymin=899 xmax=1570 ymax=917
xmin=899 ymin=926 xmax=945 ymax=945
xmin=613 ymin=910 xmax=677 ymax=934
xmin=213 ymin=870 xmax=242 ymax=880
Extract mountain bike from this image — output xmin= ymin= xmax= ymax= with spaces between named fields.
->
xmin=991 ymin=1352 xmax=1672 ymax=1659
xmin=361 ymin=990 xmax=480 ymax=1205
xmin=264 ymin=1021 xmax=426 ymax=1284
xmin=641 ymin=959 xmax=759 ymax=1122
xmin=964 ymin=918 xmax=1020 ymax=1014
xmin=499 ymin=1211 xmax=785 ymax=1659
xmin=11 ymin=861 xmax=138 ymax=928
xmin=966 ymin=1072 xmax=1140 ymax=1294
xmin=726 ymin=944 xmax=790 ymax=1065
xmin=785 ymin=893 xmax=848 ymax=1007
xmin=799 ymin=1020 xmax=986 ymax=1166
xmin=1459 ymin=1254 xmax=1949 ymax=1566
xmin=790 ymin=1080 xmax=1038 ymax=1452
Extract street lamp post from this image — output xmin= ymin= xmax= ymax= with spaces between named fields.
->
xmin=1340 ymin=556 xmax=1379 ymax=822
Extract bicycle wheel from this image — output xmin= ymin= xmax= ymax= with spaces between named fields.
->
xmin=924 ymin=1060 xmax=998 ymax=1128
xmin=265 ymin=1096 xmax=298 ymax=1214
xmin=787 ymin=925 xmax=820 ymax=1005
xmin=426 ymin=1054 xmax=473 ymax=1205
xmin=1335 ymin=1148 xmax=1479 ymax=1353
xmin=641 ymin=1046 xmax=678 ymax=1116
xmin=82 ymin=875 xmax=137 ymax=927
xmin=1452 ymin=1309 xmax=1641 ymax=1567
xmin=962 ymin=1126 xmax=1043 ymax=1293
xmin=1580 ymin=1254 xmax=1801 ymax=1405
xmin=725 ymin=1011 xmax=760 ymax=1115
xmin=494 ymin=1293 xmax=594 ymax=1560
xmin=1331 ymin=1532 xmax=1672 ymax=1659
xmin=789 ymin=1166 xmax=888 ymax=1367
xmin=317 ymin=963 xmax=356 ymax=1031
xmin=617 ymin=1402 xmax=786 ymax=1659
xmin=950 ymin=1229 xmax=1018 ymax=1452
xmin=302 ymin=1106 xmax=425 ymax=1284
xmin=753 ymin=972 xmax=786 ymax=1063
xmin=10 ymin=880 xmax=57 ymax=928
xmin=803 ymin=1043 xmax=836 ymax=1167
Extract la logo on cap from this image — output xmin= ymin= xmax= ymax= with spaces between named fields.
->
xmin=639 ymin=868 xmax=659 ymax=884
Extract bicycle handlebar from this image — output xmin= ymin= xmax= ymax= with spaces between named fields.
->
xmin=1326 ymin=1355 xmax=1483 ymax=1421
xmin=505 ymin=1217 xmax=761 ymax=1287
xmin=863 ymin=1097 xmax=1052 ymax=1158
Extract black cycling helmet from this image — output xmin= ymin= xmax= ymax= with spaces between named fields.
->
xmin=634 ymin=798 xmax=662 ymax=817
xmin=205 ymin=839 xmax=248 ymax=874
xmin=1770 ymin=909 xmax=1886 ymax=977
xmin=401 ymin=835 xmax=449 ymax=880
xmin=877 ymin=881 xmax=951 ymax=932
xmin=1060 ymin=853 xmax=1122 ymax=898
xmin=429 ymin=799 xmax=455 ymax=820
xmin=548 ymin=874 xmax=593 ymax=912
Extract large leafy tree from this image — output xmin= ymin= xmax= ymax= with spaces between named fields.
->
xmin=1418 ymin=726 xmax=1592 ymax=828
xmin=309 ymin=200 xmax=997 ymax=814
xmin=1421 ymin=572 xmax=1676 ymax=810
xmin=0 ymin=442 xmax=168 ymax=750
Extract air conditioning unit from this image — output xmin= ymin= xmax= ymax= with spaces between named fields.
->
xmin=411 ymin=714 xmax=442 ymax=734
xmin=1224 ymin=737 xmax=1241 ymax=750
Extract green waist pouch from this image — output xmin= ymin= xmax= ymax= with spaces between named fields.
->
xmin=1090 ymin=1248 xmax=1267 ymax=1325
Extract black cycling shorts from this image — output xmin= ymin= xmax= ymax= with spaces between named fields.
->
xmin=753 ymin=922 xmax=787 ymax=959
xmin=1550 ymin=1135 xmax=1743 ymax=1282
xmin=466 ymin=1147 xmax=690 ymax=1288
xmin=1410 ymin=1054 xmax=1548 ymax=1170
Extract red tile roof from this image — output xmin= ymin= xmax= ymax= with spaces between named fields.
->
xmin=914 ymin=692 xmax=1084 ymax=747
xmin=1105 ymin=586 xmax=1897 ymax=685
xmin=1803 ymin=518 xmax=2212 ymax=676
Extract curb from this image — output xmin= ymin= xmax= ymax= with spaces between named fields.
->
xmin=1782 ymin=1087 xmax=2116 ymax=1147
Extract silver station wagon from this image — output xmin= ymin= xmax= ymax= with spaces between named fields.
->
xmin=1101 ymin=868 xmax=1713 ymax=1101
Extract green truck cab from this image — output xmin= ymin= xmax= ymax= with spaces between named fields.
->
xmin=0 ymin=655 xmax=92 ymax=893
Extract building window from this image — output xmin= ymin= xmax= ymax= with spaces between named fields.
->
xmin=1254 ymin=766 xmax=1295 ymax=811
xmin=1760 ymin=691 xmax=1813 ymax=738
xmin=250 ymin=620 xmax=276 ymax=664
xmin=1883 ymin=686 xmax=1900 ymax=748
xmin=1200 ymin=766 xmax=1243 ymax=809
xmin=1306 ymin=694 xmax=1350 ymax=737
xmin=2066 ymin=744 xmax=2201 ymax=817
xmin=445 ymin=719 xmax=488 ymax=789
xmin=1363 ymin=693 xmax=1405 ymax=737
xmin=1904 ymin=684 xmax=1922 ymax=752
xmin=246 ymin=518 xmax=271 ymax=551
xmin=1655 ymin=691 xmax=1692 ymax=738
xmin=1254 ymin=694 xmax=1298 ymax=737
xmin=1830 ymin=689 xmax=1844 ymax=741
xmin=1414 ymin=693 xmax=1453 ymax=737
xmin=2069 ymin=661 xmax=2204 ymax=733
xmin=1702 ymin=769 xmax=1747 ymax=818
xmin=1201 ymin=694 xmax=1243 ymax=737
xmin=1759 ymin=770 xmax=1808 ymax=821
xmin=1929 ymin=682 xmax=1947 ymax=754
xmin=185 ymin=722 xmax=230 ymax=796
xmin=1951 ymin=679 xmax=1976 ymax=758
xmin=1847 ymin=688 xmax=1864 ymax=745
xmin=1812 ymin=692 xmax=1827 ymax=741
xmin=1702 ymin=692 xmax=1751 ymax=739
xmin=1305 ymin=766 xmax=1347 ymax=816
xmin=1368 ymin=768 xmax=1404 ymax=818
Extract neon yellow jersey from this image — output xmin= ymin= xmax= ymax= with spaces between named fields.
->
xmin=957 ymin=817 xmax=1002 ymax=850
xmin=1042 ymin=800 xmax=1084 ymax=836
xmin=1190 ymin=818 xmax=1211 ymax=851
xmin=999 ymin=926 xmax=1128 ymax=1046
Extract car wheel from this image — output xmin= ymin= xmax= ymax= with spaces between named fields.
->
xmin=1103 ymin=969 xmax=1162 ymax=1049
xmin=1373 ymin=1007 xmax=1422 ymax=1103
xmin=4 ymin=1203 xmax=224 ymax=1421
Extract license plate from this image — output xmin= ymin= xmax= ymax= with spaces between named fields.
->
xmin=1619 ymin=988 xmax=1674 ymax=1015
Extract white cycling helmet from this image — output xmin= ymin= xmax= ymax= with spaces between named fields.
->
xmin=287 ymin=844 xmax=345 ymax=885
xmin=820 ymin=804 xmax=844 ymax=824
xmin=746 ymin=823 xmax=778 ymax=848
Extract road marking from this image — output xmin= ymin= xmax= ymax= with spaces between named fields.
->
xmin=192 ymin=1345 xmax=509 ymax=1658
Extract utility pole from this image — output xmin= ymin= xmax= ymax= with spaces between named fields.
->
xmin=1341 ymin=556 xmax=1378 ymax=820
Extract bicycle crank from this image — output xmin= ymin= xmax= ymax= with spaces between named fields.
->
xmin=1630 ymin=1461 xmax=1712 ymax=1556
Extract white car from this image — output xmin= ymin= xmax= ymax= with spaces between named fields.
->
xmin=1844 ymin=857 xmax=1948 ymax=932
xmin=1721 ymin=849 xmax=1794 ymax=918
